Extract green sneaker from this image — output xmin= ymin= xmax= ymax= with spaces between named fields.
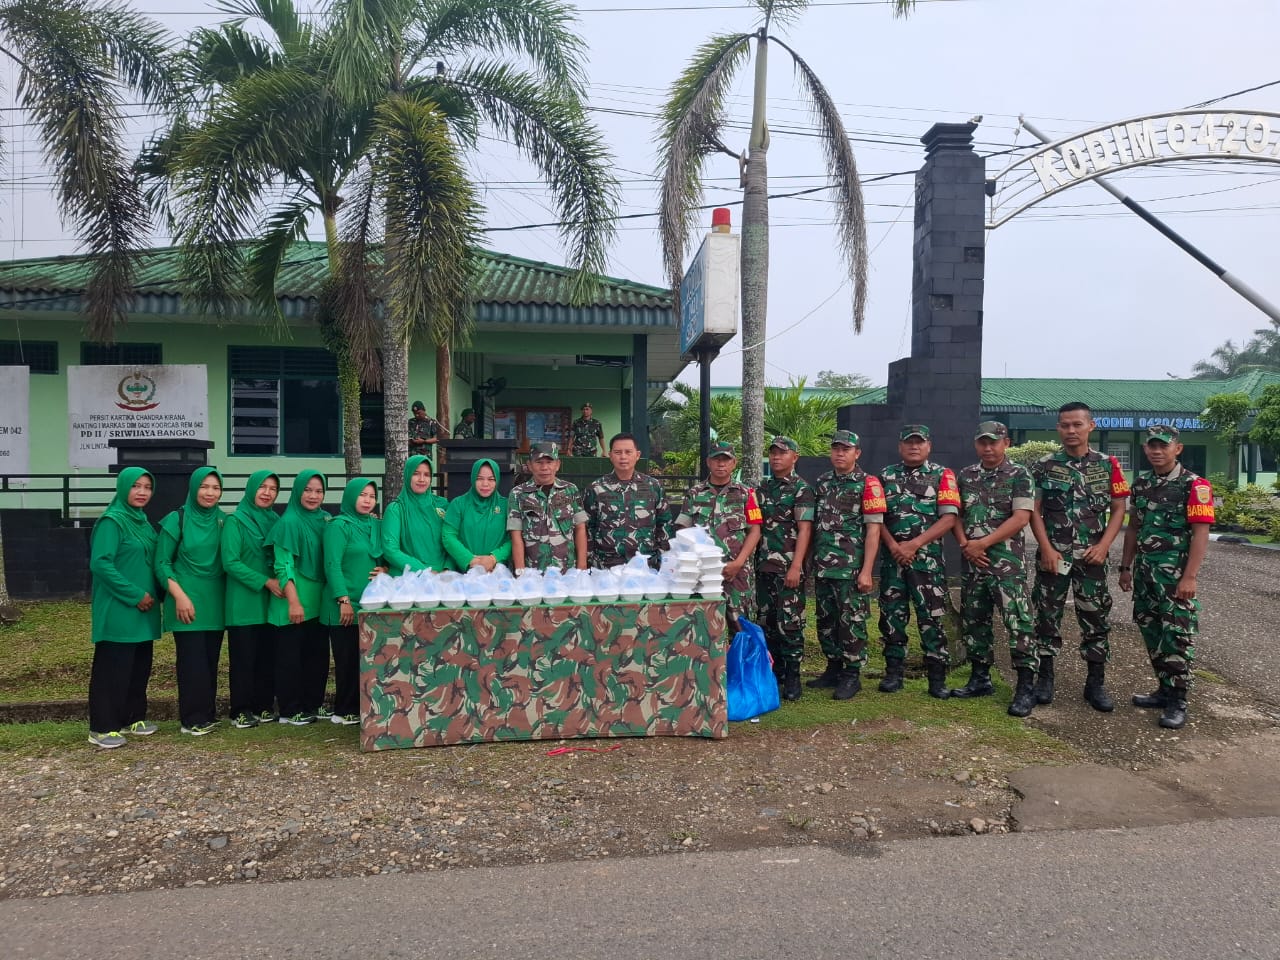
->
xmin=180 ymin=723 xmax=216 ymax=737
xmin=88 ymin=731 xmax=127 ymax=749
xmin=329 ymin=713 xmax=360 ymax=726
xmin=231 ymin=713 xmax=259 ymax=729
xmin=277 ymin=712 xmax=315 ymax=726
xmin=314 ymin=706 xmax=334 ymax=720
xmin=257 ymin=710 xmax=278 ymax=724
xmin=125 ymin=721 xmax=158 ymax=736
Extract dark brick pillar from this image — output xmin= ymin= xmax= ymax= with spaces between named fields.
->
xmin=839 ymin=122 xmax=985 ymax=571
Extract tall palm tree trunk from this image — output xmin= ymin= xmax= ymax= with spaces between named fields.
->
xmin=740 ymin=29 xmax=770 ymax=484
xmin=323 ymin=212 xmax=364 ymax=478
xmin=436 ymin=341 xmax=452 ymax=446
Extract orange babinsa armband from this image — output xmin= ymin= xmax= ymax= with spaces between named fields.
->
xmin=1109 ymin=457 xmax=1131 ymax=498
xmin=937 ymin=468 xmax=961 ymax=507
xmin=863 ymin=476 xmax=888 ymax=515
xmin=744 ymin=488 xmax=763 ymax=525
xmin=1186 ymin=478 xmax=1215 ymax=523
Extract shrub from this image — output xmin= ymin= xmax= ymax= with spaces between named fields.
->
xmin=1005 ymin=440 xmax=1060 ymax=468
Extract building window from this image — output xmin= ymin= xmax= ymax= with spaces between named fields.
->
xmin=229 ymin=347 xmax=341 ymax=455
xmin=80 ymin=342 xmax=162 ymax=366
xmin=0 ymin=340 xmax=57 ymax=373
xmin=360 ymin=391 xmax=385 ymax=457
xmin=1105 ymin=442 xmax=1132 ymax=471
xmin=493 ymin=407 xmax=570 ymax=447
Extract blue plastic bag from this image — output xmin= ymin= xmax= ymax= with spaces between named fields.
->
xmin=725 ymin=617 xmax=780 ymax=721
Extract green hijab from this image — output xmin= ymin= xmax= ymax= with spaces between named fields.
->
xmin=96 ymin=466 xmax=157 ymax=551
xmin=159 ymin=466 xmax=225 ymax=579
xmin=334 ymin=476 xmax=382 ymax=557
xmin=392 ymin=455 xmax=445 ymax=558
xmin=228 ymin=469 xmax=280 ymax=543
xmin=266 ymin=470 xmax=328 ymax=581
xmin=445 ymin=458 xmax=508 ymax=555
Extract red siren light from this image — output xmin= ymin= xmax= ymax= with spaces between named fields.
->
xmin=711 ymin=208 xmax=732 ymax=232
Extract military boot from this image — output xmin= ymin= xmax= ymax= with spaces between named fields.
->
xmin=1132 ymin=687 xmax=1168 ymax=709
xmin=832 ymin=668 xmax=862 ymax=701
xmin=1083 ymin=661 xmax=1115 ymax=713
xmin=807 ymin=658 xmax=842 ymax=689
xmin=1033 ymin=655 xmax=1055 ymax=705
xmin=926 ymin=661 xmax=950 ymax=700
xmin=878 ymin=657 xmax=905 ymax=693
xmin=1159 ymin=691 xmax=1188 ymax=729
xmin=949 ymin=661 xmax=994 ymax=699
xmin=781 ymin=662 xmax=802 ymax=702
xmin=1007 ymin=667 xmax=1038 ymax=718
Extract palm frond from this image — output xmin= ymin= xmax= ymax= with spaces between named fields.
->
xmin=73 ymin=0 xmax=181 ymax=105
xmin=656 ymin=32 xmax=752 ymax=294
xmin=410 ymin=0 xmax=586 ymax=99
xmin=323 ymin=0 xmax=411 ymax=106
xmin=374 ymin=93 xmax=482 ymax=346
xmin=449 ymin=60 xmax=618 ymax=300
xmin=774 ymin=36 xmax=867 ymax=331
xmin=331 ymin=160 xmax=384 ymax=387
xmin=187 ymin=23 xmax=284 ymax=86
xmin=215 ymin=0 xmax=306 ymax=51
xmin=751 ymin=0 xmax=809 ymax=29
xmin=243 ymin=196 xmax=312 ymax=327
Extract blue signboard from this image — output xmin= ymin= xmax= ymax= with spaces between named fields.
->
xmin=679 ymin=241 xmax=706 ymax=356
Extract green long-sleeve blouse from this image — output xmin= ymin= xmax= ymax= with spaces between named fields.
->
xmin=90 ymin=518 xmax=162 ymax=644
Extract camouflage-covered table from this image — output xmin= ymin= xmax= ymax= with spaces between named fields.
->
xmin=358 ymin=601 xmax=728 ymax=750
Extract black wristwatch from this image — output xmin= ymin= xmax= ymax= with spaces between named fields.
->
xmin=1118 ymin=566 xmax=1131 ymax=573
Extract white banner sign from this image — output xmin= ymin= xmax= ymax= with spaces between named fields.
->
xmin=68 ymin=364 xmax=209 ymax=468
xmin=0 ymin=365 xmax=30 ymax=477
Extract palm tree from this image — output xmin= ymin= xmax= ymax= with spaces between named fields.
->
xmin=1191 ymin=323 xmax=1280 ymax=379
xmin=160 ymin=0 xmax=378 ymax=475
xmin=763 ymin=377 xmax=856 ymax=454
xmin=652 ymin=382 xmax=744 ymax=476
xmin=320 ymin=0 xmax=619 ymax=498
xmin=657 ymin=0 xmax=914 ymax=482
xmin=0 ymin=0 xmax=175 ymax=608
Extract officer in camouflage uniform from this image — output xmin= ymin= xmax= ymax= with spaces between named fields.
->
xmin=583 ymin=431 xmax=671 ymax=568
xmin=569 ymin=402 xmax=606 ymax=457
xmin=453 ymin=408 xmax=477 ymax=439
xmin=755 ymin=436 xmax=814 ymax=702
xmin=674 ymin=441 xmax=763 ymax=633
xmin=809 ymin=430 xmax=885 ymax=701
xmin=507 ymin=441 xmax=589 ymax=573
xmin=1029 ymin=402 xmax=1131 ymax=712
xmin=1119 ymin=424 xmax=1213 ymax=731
xmin=408 ymin=401 xmax=446 ymax=455
xmin=878 ymin=425 xmax=960 ymax=700
xmin=951 ymin=421 xmax=1040 ymax=718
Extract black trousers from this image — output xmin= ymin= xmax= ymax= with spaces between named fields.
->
xmin=329 ymin=624 xmax=360 ymax=718
xmin=174 ymin=629 xmax=224 ymax=727
xmin=88 ymin=640 xmax=153 ymax=733
xmin=276 ymin=618 xmax=329 ymax=717
xmin=228 ymin=624 xmax=277 ymax=717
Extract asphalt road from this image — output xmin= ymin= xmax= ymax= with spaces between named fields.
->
xmin=1195 ymin=541 xmax=1280 ymax=706
xmin=4 ymin=817 xmax=1278 ymax=960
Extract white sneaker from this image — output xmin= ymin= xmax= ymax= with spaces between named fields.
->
xmin=329 ymin=713 xmax=360 ymax=726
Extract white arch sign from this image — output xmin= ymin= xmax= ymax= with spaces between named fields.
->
xmin=987 ymin=110 xmax=1280 ymax=228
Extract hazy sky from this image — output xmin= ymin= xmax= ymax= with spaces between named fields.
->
xmin=3 ymin=0 xmax=1278 ymax=386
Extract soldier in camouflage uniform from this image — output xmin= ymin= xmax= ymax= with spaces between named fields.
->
xmin=951 ymin=421 xmax=1040 ymax=718
xmin=453 ymin=408 xmax=477 ymax=439
xmin=583 ymin=432 xmax=671 ymax=568
xmin=674 ymin=441 xmax=763 ymax=633
xmin=408 ymin=401 xmax=445 ymax=455
xmin=1119 ymin=424 xmax=1213 ymax=731
xmin=569 ymin=402 xmax=606 ymax=457
xmin=1029 ymin=402 xmax=1131 ymax=711
xmin=507 ymin=441 xmax=589 ymax=573
xmin=878 ymin=425 xmax=960 ymax=699
xmin=809 ymin=430 xmax=885 ymax=701
xmin=755 ymin=436 xmax=814 ymax=701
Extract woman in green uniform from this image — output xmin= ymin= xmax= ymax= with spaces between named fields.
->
xmin=322 ymin=478 xmax=385 ymax=725
xmin=267 ymin=470 xmax=330 ymax=725
xmin=443 ymin=459 xmax=510 ymax=573
xmin=382 ymin=455 xmax=450 ymax=573
xmin=222 ymin=470 xmax=284 ymax=728
xmin=155 ymin=467 xmax=226 ymax=737
xmin=88 ymin=468 xmax=162 ymax=749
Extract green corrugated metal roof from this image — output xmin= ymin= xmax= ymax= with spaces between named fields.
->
xmin=0 ymin=241 xmax=674 ymax=317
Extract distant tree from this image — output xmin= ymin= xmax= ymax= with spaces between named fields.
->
xmin=652 ymin=382 xmax=742 ymax=476
xmin=763 ymin=377 xmax=854 ymax=454
xmin=1201 ymin=392 xmax=1252 ymax=484
xmin=1192 ymin=322 xmax=1280 ymax=378
xmin=1249 ymin=384 xmax=1280 ymax=468
xmin=813 ymin=370 xmax=873 ymax=392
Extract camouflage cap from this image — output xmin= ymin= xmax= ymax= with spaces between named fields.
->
xmin=974 ymin=420 xmax=1010 ymax=440
xmin=1145 ymin=423 xmax=1180 ymax=444
xmin=529 ymin=441 xmax=560 ymax=461
xmin=461 ymin=407 xmax=475 ymax=417
xmin=708 ymin=440 xmax=736 ymax=459
xmin=411 ymin=400 xmax=426 ymax=412
xmin=830 ymin=429 xmax=860 ymax=448
xmin=768 ymin=435 xmax=799 ymax=452
xmin=900 ymin=424 xmax=930 ymax=440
